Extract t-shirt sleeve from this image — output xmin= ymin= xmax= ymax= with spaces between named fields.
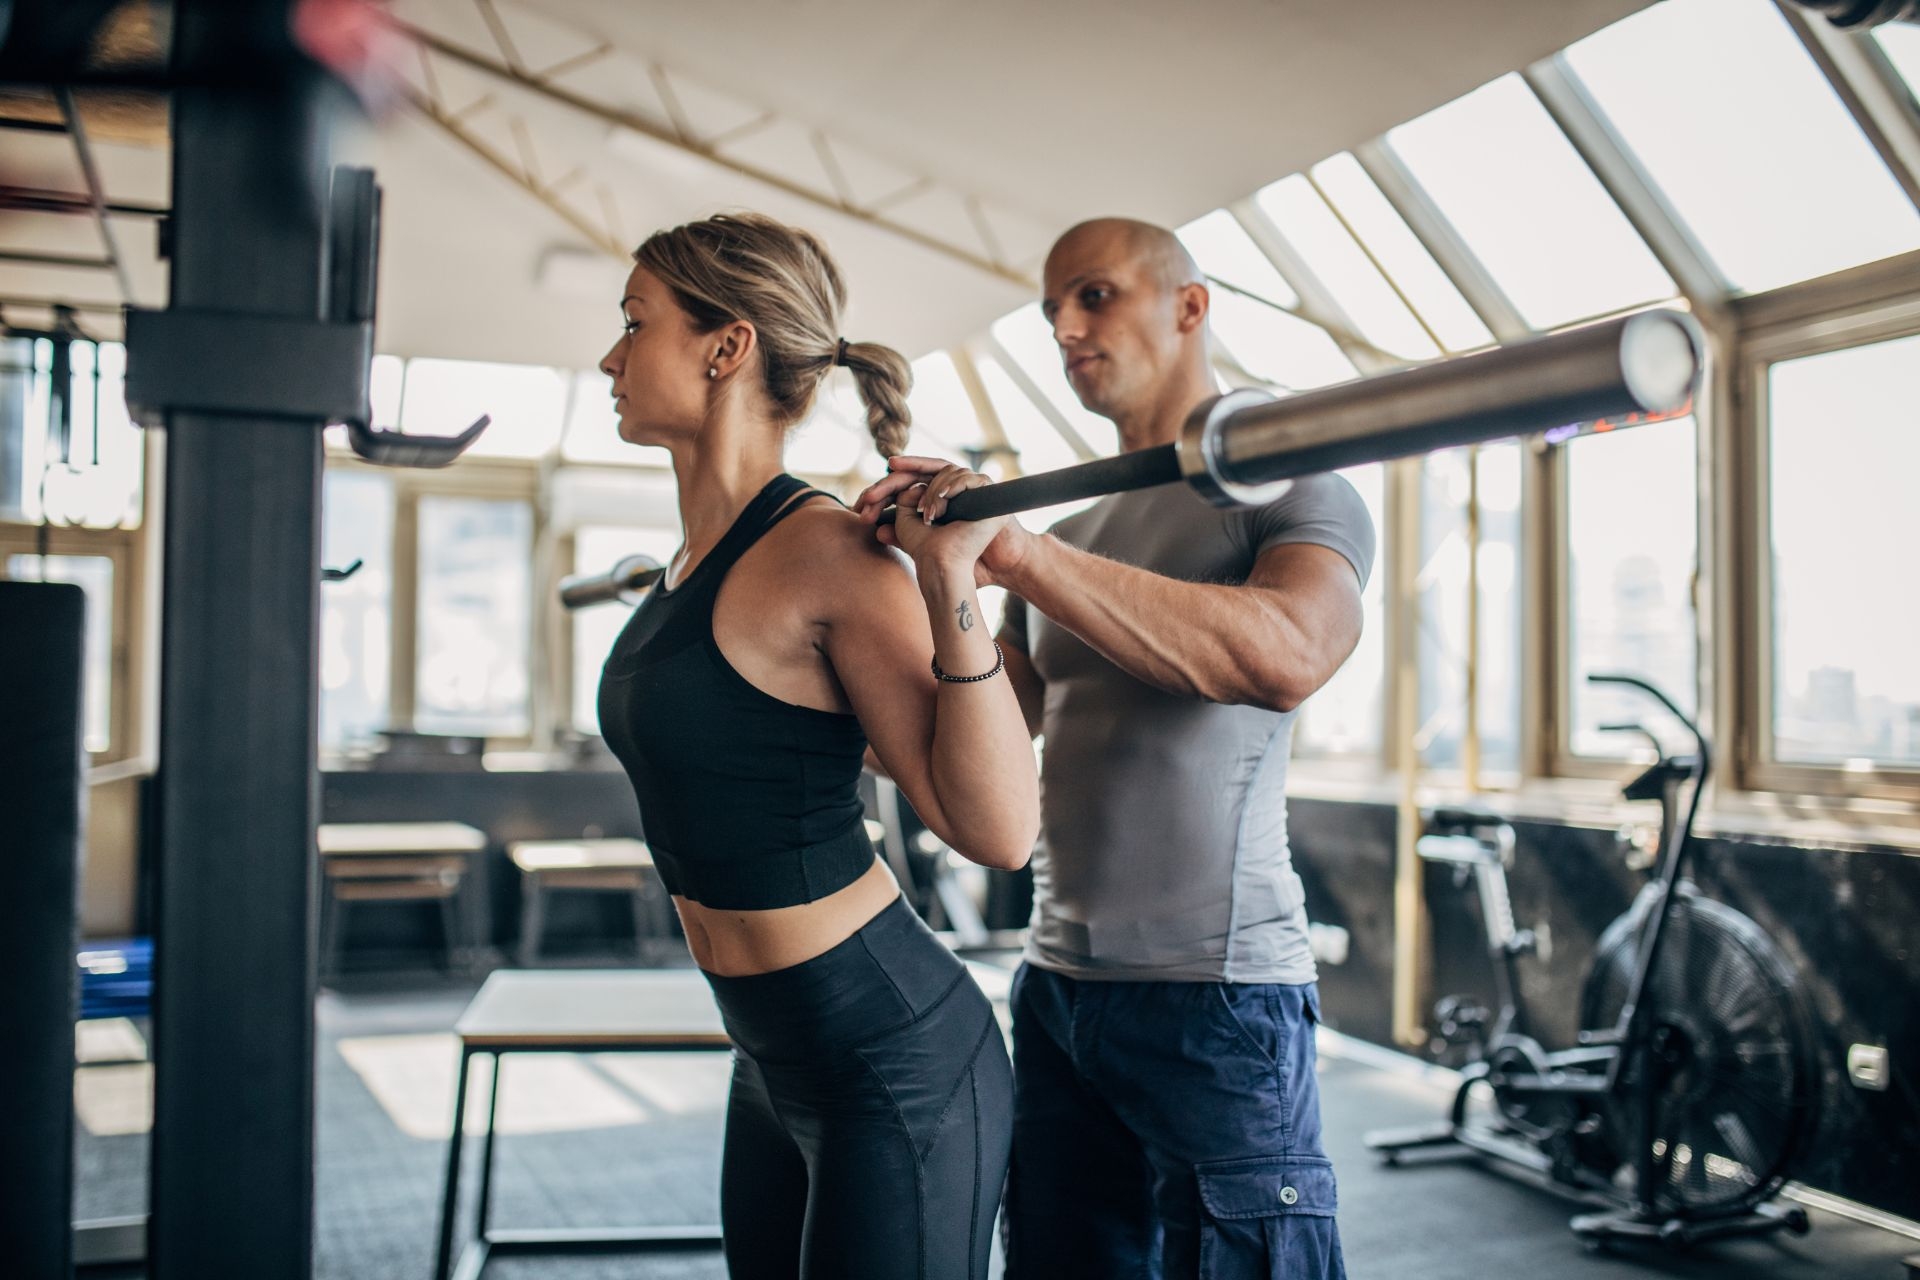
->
xmin=1236 ymin=472 xmax=1377 ymax=590
xmin=996 ymin=591 xmax=1031 ymax=653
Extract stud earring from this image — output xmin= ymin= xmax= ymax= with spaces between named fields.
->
xmin=707 ymin=367 xmax=718 ymax=380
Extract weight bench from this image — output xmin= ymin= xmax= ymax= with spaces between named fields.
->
xmin=432 ymin=969 xmax=731 ymax=1280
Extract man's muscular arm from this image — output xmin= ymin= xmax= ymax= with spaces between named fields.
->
xmin=995 ymin=536 xmax=1361 ymax=713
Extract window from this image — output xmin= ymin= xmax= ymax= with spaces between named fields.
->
xmin=1 ymin=338 xmax=144 ymax=530
xmin=1254 ymin=176 xmax=1440 ymax=363
xmin=571 ymin=524 xmax=681 ymax=735
xmin=1879 ymin=22 xmax=1920 ymax=99
xmin=1207 ymin=289 xmax=1358 ymax=392
xmin=1564 ymin=419 xmax=1698 ymax=758
xmin=401 ymin=358 xmax=567 ymax=460
xmin=789 ymin=375 xmax=870 ymax=477
xmin=1178 ymin=209 xmax=1301 ymax=310
xmin=1293 ymin=464 xmax=1387 ymax=759
xmin=1310 ymin=154 xmax=1494 ymax=353
xmin=1416 ymin=445 xmax=1522 ymax=775
xmin=989 ymin=304 xmax=1120 ymax=457
xmin=1386 ymin=75 xmax=1675 ymax=330
xmin=415 ymin=495 xmax=533 ymax=737
xmin=904 ymin=351 xmax=986 ymax=460
xmin=972 ymin=352 xmax=1098 ymax=528
xmin=1767 ymin=334 xmax=1920 ymax=768
xmin=319 ymin=471 xmax=394 ymax=752
xmin=1566 ymin=0 xmax=1920 ymax=294
xmin=5 ymin=552 xmax=114 ymax=752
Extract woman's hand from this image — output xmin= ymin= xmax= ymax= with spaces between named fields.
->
xmin=858 ymin=456 xmax=1035 ymax=585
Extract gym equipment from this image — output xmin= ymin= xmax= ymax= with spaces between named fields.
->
xmin=1786 ymin=0 xmax=1920 ymax=29
xmin=561 ymin=312 xmax=1702 ymax=610
xmin=0 ymin=581 xmax=86 ymax=1279
xmin=876 ymin=310 xmax=1702 ymax=525
xmin=558 ymin=553 xmax=664 ymax=610
xmin=1366 ymin=675 xmax=1822 ymax=1251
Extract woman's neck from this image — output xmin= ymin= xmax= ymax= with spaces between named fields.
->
xmin=668 ymin=411 xmax=787 ymax=572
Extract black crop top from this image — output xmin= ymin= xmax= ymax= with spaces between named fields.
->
xmin=596 ymin=474 xmax=874 ymax=910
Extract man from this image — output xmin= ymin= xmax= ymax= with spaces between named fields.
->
xmin=859 ymin=218 xmax=1372 ymax=1279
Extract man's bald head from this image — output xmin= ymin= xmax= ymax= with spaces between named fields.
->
xmin=1047 ymin=218 xmax=1202 ymax=294
xmin=1040 ymin=217 xmax=1213 ymax=437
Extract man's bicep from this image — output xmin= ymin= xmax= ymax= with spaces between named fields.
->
xmin=1247 ymin=542 xmax=1365 ymax=697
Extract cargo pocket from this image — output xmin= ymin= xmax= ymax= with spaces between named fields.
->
xmin=1195 ymin=1155 xmax=1343 ymax=1279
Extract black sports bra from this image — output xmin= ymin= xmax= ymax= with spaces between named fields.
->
xmin=596 ymin=474 xmax=874 ymax=909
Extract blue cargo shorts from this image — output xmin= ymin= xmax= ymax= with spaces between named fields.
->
xmin=1002 ymin=962 xmax=1345 ymax=1279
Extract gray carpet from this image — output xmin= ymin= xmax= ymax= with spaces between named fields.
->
xmin=74 ymin=977 xmax=1916 ymax=1278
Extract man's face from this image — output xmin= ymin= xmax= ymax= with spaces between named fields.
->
xmin=1041 ymin=228 xmax=1190 ymax=421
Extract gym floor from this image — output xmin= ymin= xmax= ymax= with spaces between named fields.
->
xmin=74 ymin=970 xmax=1914 ymax=1279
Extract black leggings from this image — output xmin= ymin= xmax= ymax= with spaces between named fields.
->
xmin=706 ymin=895 xmax=1012 ymax=1280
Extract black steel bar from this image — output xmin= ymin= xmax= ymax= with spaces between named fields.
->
xmin=0 ymin=248 xmax=117 ymax=269
xmin=0 ymin=185 xmax=170 ymax=218
xmin=148 ymin=5 xmax=341 ymax=1275
xmin=0 ymin=116 xmax=71 ymax=133
xmin=55 ymin=87 xmax=134 ymax=302
xmin=436 ymin=1048 xmax=475 ymax=1280
xmin=0 ymin=583 xmax=85 ymax=1280
xmin=478 ymin=1056 xmax=503 ymax=1235
xmin=877 ymin=310 xmax=1701 ymax=526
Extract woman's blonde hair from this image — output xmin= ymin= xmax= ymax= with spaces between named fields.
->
xmin=633 ymin=212 xmax=912 ymax=456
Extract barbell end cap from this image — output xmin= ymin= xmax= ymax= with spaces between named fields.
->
xmin=1176 ymin=387 xmax=1292 ymax=508
xmin=1620 ymin=310 xmax=1705 ymax=415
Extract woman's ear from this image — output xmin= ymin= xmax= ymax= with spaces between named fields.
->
xmin=712 ymin=319 xmax=759 ymax=379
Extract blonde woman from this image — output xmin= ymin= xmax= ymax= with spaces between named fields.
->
xmin=594 ymin=213 xmax=1037 ymax=1279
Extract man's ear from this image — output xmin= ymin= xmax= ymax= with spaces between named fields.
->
xmin=1176 ymin=280 xmax=1210 ymax=335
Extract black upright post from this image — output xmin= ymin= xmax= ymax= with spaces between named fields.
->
xmin=0 ymin=582 xmax=85 ymax=1278
xmin=149 ymin=6 xmax=337 ymax=1277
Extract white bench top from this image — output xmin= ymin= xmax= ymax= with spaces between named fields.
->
xmin=318 ymin=822 xmax=487 ymax=856
xmin=453 ymin=960 xmax=1016 ymax=1051
xmin=456 ymin=970 xmax=729 ymax=1049
xmin=509 ymin=838 xmax=654 ymax=872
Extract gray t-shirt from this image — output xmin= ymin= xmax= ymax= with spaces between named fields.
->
xmin=1002 ymin=474 xmax=1375 ymax=984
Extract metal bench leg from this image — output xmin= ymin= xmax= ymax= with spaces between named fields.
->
xmin=477 ymin=1054 xmax=503 ymax=1237
xmin=518 ymin=880 xmax=544 ymax=968
xmin=438 ymin=893 xmax=462 ymax=976
xmin=434 ymin=1048 xmax=473 ymax=1280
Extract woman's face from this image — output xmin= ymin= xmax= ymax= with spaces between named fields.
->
xmin=599 ymin=265 xmax=720 ymax=448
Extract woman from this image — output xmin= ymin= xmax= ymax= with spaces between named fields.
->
xmin=594 ymin=212 xmax=1038 ymax=1280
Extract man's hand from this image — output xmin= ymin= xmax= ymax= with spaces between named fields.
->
xmin=856 ymin=456 xmax=1038 ymax=585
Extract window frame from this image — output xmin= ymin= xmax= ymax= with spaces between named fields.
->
xmin=1730 ymin=260 xmax=1920 ymax=801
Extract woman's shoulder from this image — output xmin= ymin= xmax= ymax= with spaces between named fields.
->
xmin=774 ymin=496 xmax=909 ymax=581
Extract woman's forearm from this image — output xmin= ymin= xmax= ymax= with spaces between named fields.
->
xmin=915 ymin=563 xmax=1040 ymax=869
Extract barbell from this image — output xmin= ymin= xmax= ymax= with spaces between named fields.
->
xmin=560 ymin=308 xmax=1704 ymax=609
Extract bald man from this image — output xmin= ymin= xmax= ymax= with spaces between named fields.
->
xmin=859 ymin=219 xmax=1371 ymax=1279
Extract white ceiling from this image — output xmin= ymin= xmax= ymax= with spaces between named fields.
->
xmin=2 ymin=0 xmax=1654 ymax=371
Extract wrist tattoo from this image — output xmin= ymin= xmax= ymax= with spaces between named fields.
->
xmin=955 ymin=600 xmax=974 ymax=632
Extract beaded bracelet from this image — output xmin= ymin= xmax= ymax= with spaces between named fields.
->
xmin=932 ymin=640 xmax=1005 ymax=684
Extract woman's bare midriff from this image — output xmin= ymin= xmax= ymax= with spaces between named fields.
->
xmin=674 ymin=856 xmax=903 ymax=977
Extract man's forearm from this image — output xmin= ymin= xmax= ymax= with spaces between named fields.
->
xmin=995 ymin=533 xmax=1312 ymax=709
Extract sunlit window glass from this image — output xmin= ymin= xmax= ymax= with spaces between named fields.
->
xmin=1565 ymin=419 xmax=1698 ymax=758
xmin=1566 ymin=0 xmax=1920 ymax=294
xmin=989 ymin=304 xmax=1120 ymax=457
xmin=319 ymin=470 xmax=394 ymax=752
xmin=1207 ymin=290 xmax=1358 ymax=392
xmin=415 ymin=496 xmax=533 ymax=737
xmin=2 ymin=339 xmax=143 ymax=529
xmin=1254 ymin=176 xmax=1439 ymax=363
xmin=789 ymin=375 xmax=870 ymax=477
xmin=972 ymin=353 xmax=1098 ymax=528
xmin=1768 ymin=334 xmax=1920 ymax=767
xmin=562 ymin=368 xmax=671 ymax=467
xmin=5 ymin=552 xmax=114 ymax=752
xmin=1416 ymin=445 xmax=1521 ymax=775
xmin=402 ymin=358 xmax=566 ymax=460
xmin=572 ymin=524 xmax=682 ymax=735
xmin=1387 ymin=75 xmax=1675 ymax=330
xmin=1178 ymin=209 xmax=1301 ymax=310
xmin=906 ymin=352 xmax=987 ymax=459
xmin=1294 ymin=464 xmax=1387 ymax=759
xmin=1311 ymin=154 xmax=1494 ymax=354
xmin=1878 ymin=22 xmax=1920 ymax=97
